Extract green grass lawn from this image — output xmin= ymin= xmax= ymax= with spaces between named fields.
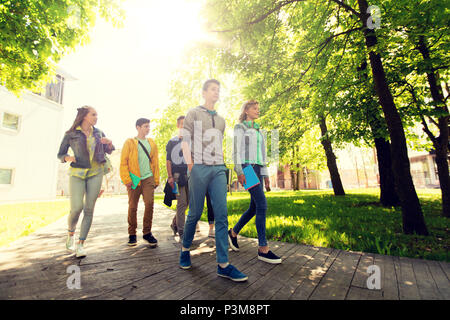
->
xmin=0 ymin=200 xmax=70 ymax=247
xmin=160 ymin=188 xmax=449 ymax=262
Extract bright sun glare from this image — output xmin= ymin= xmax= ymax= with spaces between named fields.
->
xmin=59 ymin=0 xmax=216 ymax=146
xmin=125 ymin=0 xmax=209 ymax=53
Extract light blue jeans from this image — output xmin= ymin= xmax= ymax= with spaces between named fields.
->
xmin=182 ymin=164 xmax=229 ymax=263
xmin=68 ymin=173 xmax=103 ymax=241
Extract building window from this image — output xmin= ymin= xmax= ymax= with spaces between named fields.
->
xmin=33 ymin=74 xmax=65 ymax=104
xmin=45 ymin=74 xmax=65 ymax=104
xmin=0 ymin=168 xmax=13 ymax=185
xmin=1 ymin=111 xmax=20 ymax=132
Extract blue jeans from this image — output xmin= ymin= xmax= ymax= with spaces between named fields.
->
xmin=233 ymin=164 xmax=268 ymax=247
xmin=68 ymin=173 xmax=103 ymax=241
xmin=182 ymin=164 xmax=229 ymax=263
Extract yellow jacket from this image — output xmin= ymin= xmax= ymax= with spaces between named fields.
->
xmin=120 ymin=137 xmax=160 ymax=186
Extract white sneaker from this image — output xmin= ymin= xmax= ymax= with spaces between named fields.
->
xmin=76 ymin=243 xmax=87 ymax=258
xmin=66 ymin=235 xmax=75 ymax=251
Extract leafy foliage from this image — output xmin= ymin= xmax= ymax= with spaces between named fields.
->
xmin=0 ymin=0 xmax=124 ymax=93
xmin=199 ymin=0 xmax=448 ymax=162
xmin=153 ymin=45 xmax=244 ymax=182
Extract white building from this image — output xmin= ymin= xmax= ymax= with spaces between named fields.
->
xmin=0 ymin=70 xmax=75 ymax=201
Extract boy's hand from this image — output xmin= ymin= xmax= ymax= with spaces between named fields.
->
xmin=168 ymin=177 xmax=174 ymax=189
xmin=264 ymin=177 xmax=271 ymax=192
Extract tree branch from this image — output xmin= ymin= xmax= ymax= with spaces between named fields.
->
xmin=266 ymin=25 xmax=361 ymax=108
xmin=211 ymin=0 xmax=304 ymax=33
xmin=324 ymin=23 xmax=356 ymax=98
xmin=408 ymin=82 xmax=439 ymax=145
xmin=394 ymin=78 xmax=440 ymax=144
xmin=306 ymin=27 xmax=362 ymax=54
xmin=263 ymin=10 xmax=282 ymax=84
xmin=444 ymin=82 xmax=450 ymax=103
xmin=422 ymin=115 xmax=439 ymax=146
xmin=329 ymin=0 xmax=361 ymax=19
xmin=211 ymin=0 xmax=361 ymax=33
xmin=426 ymin=115 xmax=440 ymax=128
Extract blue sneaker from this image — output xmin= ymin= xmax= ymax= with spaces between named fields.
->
xmin=217 ymin=264 xmax=248 ymax=282
xmin=179 ymin=250 xmax=191 ymax=269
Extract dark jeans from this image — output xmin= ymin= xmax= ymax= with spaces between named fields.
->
xmin=232 ymin=164 xmax=268 ymax=247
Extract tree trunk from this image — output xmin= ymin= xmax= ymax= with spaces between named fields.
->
xmin=417 ymin=35 xmax=450 ymax=218
xmin=357 ymin=60 xmax=400 ymax=206
xmin=361 ymin=152 xmax=369 ymax=188
xmin=296 ymin=163 xmax=301 ymax=190
xmin=357 ymin=0 xmax=428 ymax=234
xmin=373 ymin=137 xmax=400 ymax=207
xmin=319 ymin=116 xmax=345 ymax=196
xmin=303 ymin=167 xmax=308 ymax=188
xmin=435 ymin=147 xmax=450 ymax=217
xmin=290 ymin=165 xmax=297 ymax=190
xmin=353 ymin=151 xmax=361 ymax=187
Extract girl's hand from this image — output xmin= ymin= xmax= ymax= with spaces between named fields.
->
xmin=100 ymin=137 xmax=112 ymax=145
xmin=65 ymin=156 xmax=76 ymax=163
xmin=238 ymin=174 xmax=246 ymax=186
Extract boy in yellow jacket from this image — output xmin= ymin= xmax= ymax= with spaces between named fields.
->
xmin=120 ymin=118 xmax=160 ymax=247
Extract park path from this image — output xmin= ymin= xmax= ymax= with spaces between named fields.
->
xmin=0 ymin=196 xmax=448 ymax=300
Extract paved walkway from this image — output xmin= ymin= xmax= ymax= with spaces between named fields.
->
xmin=0 ymin=196 xmax=448 ymax=300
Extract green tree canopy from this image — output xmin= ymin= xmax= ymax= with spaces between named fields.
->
xmin=197 ymin=0 xmax=444 ymax=231
xmin=0 ymin=0 xmax=124 ymax=93
xmin=154 ymin=44 xmax=245 ymax=182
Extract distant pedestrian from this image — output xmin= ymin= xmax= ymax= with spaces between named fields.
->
xmin=167 ymin=116 xmax=189 ymax=239
xmin=57 ymin=106 xmax=114 ymax=258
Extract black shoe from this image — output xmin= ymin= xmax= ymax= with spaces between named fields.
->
xmin=258 ymin=250 xmax=282 ymax=264
xmin=228 ymin=229 xmax=239 ymax=252
xmin=143 ymin=233 xmax=158 ymax=247
xmin=128 ymin=235 xmax=137 ymax=246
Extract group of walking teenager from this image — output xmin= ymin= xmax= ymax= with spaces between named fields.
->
xmin=57 ymin=79 xmax=281 ymax=281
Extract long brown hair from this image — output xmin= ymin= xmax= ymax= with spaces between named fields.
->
xmin=238 ymin=100 xmax=259 ymax=123
xmin=66 ymin=106 xmax=92 ymax=133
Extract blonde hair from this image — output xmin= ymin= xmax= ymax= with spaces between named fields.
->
xmin=238 ymin=100 xmax=259 ymax=122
